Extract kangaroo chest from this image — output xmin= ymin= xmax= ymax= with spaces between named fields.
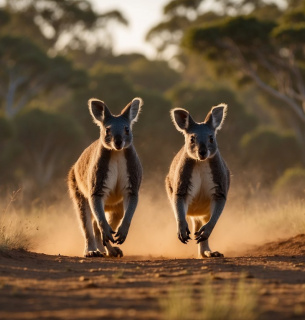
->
xmin=104 ymin=151 xmax=129 ymax=204
xmin=187 ymin=161 xmax=216 ymax=216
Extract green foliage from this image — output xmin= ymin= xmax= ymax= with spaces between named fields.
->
xmin=273 ymin=167 xmax=305 ymax=199
xmin=0 ymin=117 xmax=20 ymax=183
xmin=128 ymin=59 xmax=181 ymax=92
xmin=0 ymin=35 xmax=87 ymax=118
xmin=0 ymin=8 xmax=10 ymax=27
xmin=249 ymin=3 xmax=283 ymax=20
xmin=0 ymin=117 xmax=17 ymax=184
xmin=13 ymin=109 xmax=84 ymax=188
xmin=180 ymin=4 xmax=305 ymax=163
xmin=89 ymin=67 xmax=135 ymax=112
xmin=272 ymin=22 xmax=305 ymax=44
xmin=241 ymin=127 xmax=301 ymax=183
xmin=183 ymin=16 xmax=275 ymax=54
xmin=2 ymin=0 xmax=128 ymax=52
xmin=0 ymin=35 xmax=47 ymax=70
xmin=0 ymin=116 xmax=12 ymax=140
xmin=164 ymin=0 xmax=202 ymax=16
xmin=134 ymin=90 xmax=172 ymax=173
xmin=280 ymin=5 xmax=305 ymax=24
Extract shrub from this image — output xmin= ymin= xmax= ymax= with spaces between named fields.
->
xmin=273 ymin=167 xmax=305 ymax=199
xmin=240 ymin=127 xmax=301 ymax=184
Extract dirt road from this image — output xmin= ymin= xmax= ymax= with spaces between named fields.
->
xmin=0 ymin=235 xmax=304 ymax=320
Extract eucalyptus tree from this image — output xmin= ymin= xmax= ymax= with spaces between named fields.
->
xmin=1 ymin=0 xmax=128 ymax=53
xmin=183 ymin=4 xmax=305 ymax=160
xmin=0 ymin=35 xmax=87 ymax=118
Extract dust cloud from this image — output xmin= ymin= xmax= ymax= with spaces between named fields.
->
xmin=32 ymin=179 xmax=305 ymax=258
xmin=33 ymin=185 xmax=197 ymax=258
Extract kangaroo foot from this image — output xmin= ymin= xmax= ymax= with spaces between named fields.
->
xmin=200 ymin=251 xmax=224 ymax=258
xmin=85 ymin=250 xmax=105 ymax=258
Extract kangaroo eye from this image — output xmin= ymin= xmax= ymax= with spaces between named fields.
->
xmin=125 ymin=126 xmax=130 ymax=134
xmin=190 ymin=136 xmax=195 ymax=144
xmin=105 ymin=127 xmax=111 ymax=135
xmin=209 ymin=135 xmax=214 ymax=144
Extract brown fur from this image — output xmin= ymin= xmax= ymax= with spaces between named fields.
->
xmin=68 ymin=98 xmax=143 ymax=258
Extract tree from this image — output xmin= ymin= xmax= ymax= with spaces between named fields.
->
xmin=146 ymin=0 xmax=282 ymax=56
xmin=14 ymin=109 xmax=84 ymax=188
xmin=184 ymin=14 xmax=305 ymax=120
xmin=127 ymin=58 xmax=181 ymax=93
xmin=182 ymin=4 xmax=305 ymax=161
xmin=0 ymin=116 xmax=16 ymax=184
xmin=0 ymin=35 xmax=87 ymax=118
xmin=273 ymin=167 xmax=305 ymax=198
xmin=240 ymin=127 xmax=302 ymax=184
xmin=1 ymin=0 xmax=128 ymax=53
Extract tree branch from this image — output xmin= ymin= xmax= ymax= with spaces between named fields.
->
xmin=247 ymin=66 xmax=305 ymax=123
xmin=5 ymin=71 xmax=27 ymax=118
xmin=223 ymin=39 xmax=305 ymax=123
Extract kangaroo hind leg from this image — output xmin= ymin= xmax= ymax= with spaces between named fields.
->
xmin=192 ymin=217 xmax=223 ymax=258
xmin=68 ymin=169 xmax=103 ymax=258
xmin=104 ymin=202 xmax=124 ymax=258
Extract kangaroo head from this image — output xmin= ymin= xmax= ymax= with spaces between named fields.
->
xmin=88 ymin=97 xmax=143 ymax=151
xmin=171 ymin=104 xmax=227 ymax=161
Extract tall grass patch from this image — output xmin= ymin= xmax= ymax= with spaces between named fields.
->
xmin=0 ymin=189 xmax=34 ymax=252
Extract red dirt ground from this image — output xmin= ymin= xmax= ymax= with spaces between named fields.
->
xmin=0 ymin=235 xmax=304 ymax=319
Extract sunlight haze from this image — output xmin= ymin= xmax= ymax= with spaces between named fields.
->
xmin=92 ymin=0 xmax=169 ymax=58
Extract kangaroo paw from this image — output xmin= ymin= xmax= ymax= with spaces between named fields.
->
xmin=106 ymin=246 xmax=123 ymax=258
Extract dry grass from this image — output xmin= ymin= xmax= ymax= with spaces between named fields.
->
xmin=0 ymin=220 xmax=33 ymax=252
xmin=0 ymin=189 xmax=34 ymax=252
xmin=161 ymin=279 xmax=259 ymax=320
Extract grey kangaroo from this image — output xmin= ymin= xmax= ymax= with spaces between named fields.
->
xmin=68 ymin=97 xmax=143 ymax=258
xmin=165 ymin=104 xmax=230 ymax=258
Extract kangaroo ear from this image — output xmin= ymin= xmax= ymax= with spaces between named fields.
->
xmin=205 ymin=103 xmax=227 ymax=132
xmin=170 ymin=108 xmax=194 ymax=132
xmin=121 ymin=97 xmax=143 ymax=125
xmin=88 ymin=98 xmax=111 ymax=125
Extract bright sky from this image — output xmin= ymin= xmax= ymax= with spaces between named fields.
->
xmin=90 ymin=0 xmax=287 ymax=59
xmin=91 ymin=0 xmax=169 ymax=59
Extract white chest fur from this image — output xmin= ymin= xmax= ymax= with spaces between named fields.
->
xmin=187 ymin=160 xmax=216 ymax=216
xmin=104 ymin=151 xmax=129 ymax=204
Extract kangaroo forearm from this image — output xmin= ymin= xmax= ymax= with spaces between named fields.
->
xmin=208 ymin=199 xmax=226 ymax=231
xmin=89 ymin=195 xmax=107 ymax=225
xmin=174 ymin=196 xmax=187 ymax=223
xmin=122 ymin=193 xmax=138 ymax=225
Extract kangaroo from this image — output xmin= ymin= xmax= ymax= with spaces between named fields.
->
xmin=68 ymin=97 xmax=143 ymax=258
xmin=165 ymin=104 xmax=230 ymax=258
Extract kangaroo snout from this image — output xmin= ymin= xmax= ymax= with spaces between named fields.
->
xmin=198 ymin=145 xmax=208 ymax=160
xmin=114 ymin=136 xmax=124 ymax=150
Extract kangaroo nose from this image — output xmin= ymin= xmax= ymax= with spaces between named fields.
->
xmin=198 ymin=145 xmax=207 ymax=160
xmin=114 ymin=137 xmax=123 ymax=150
